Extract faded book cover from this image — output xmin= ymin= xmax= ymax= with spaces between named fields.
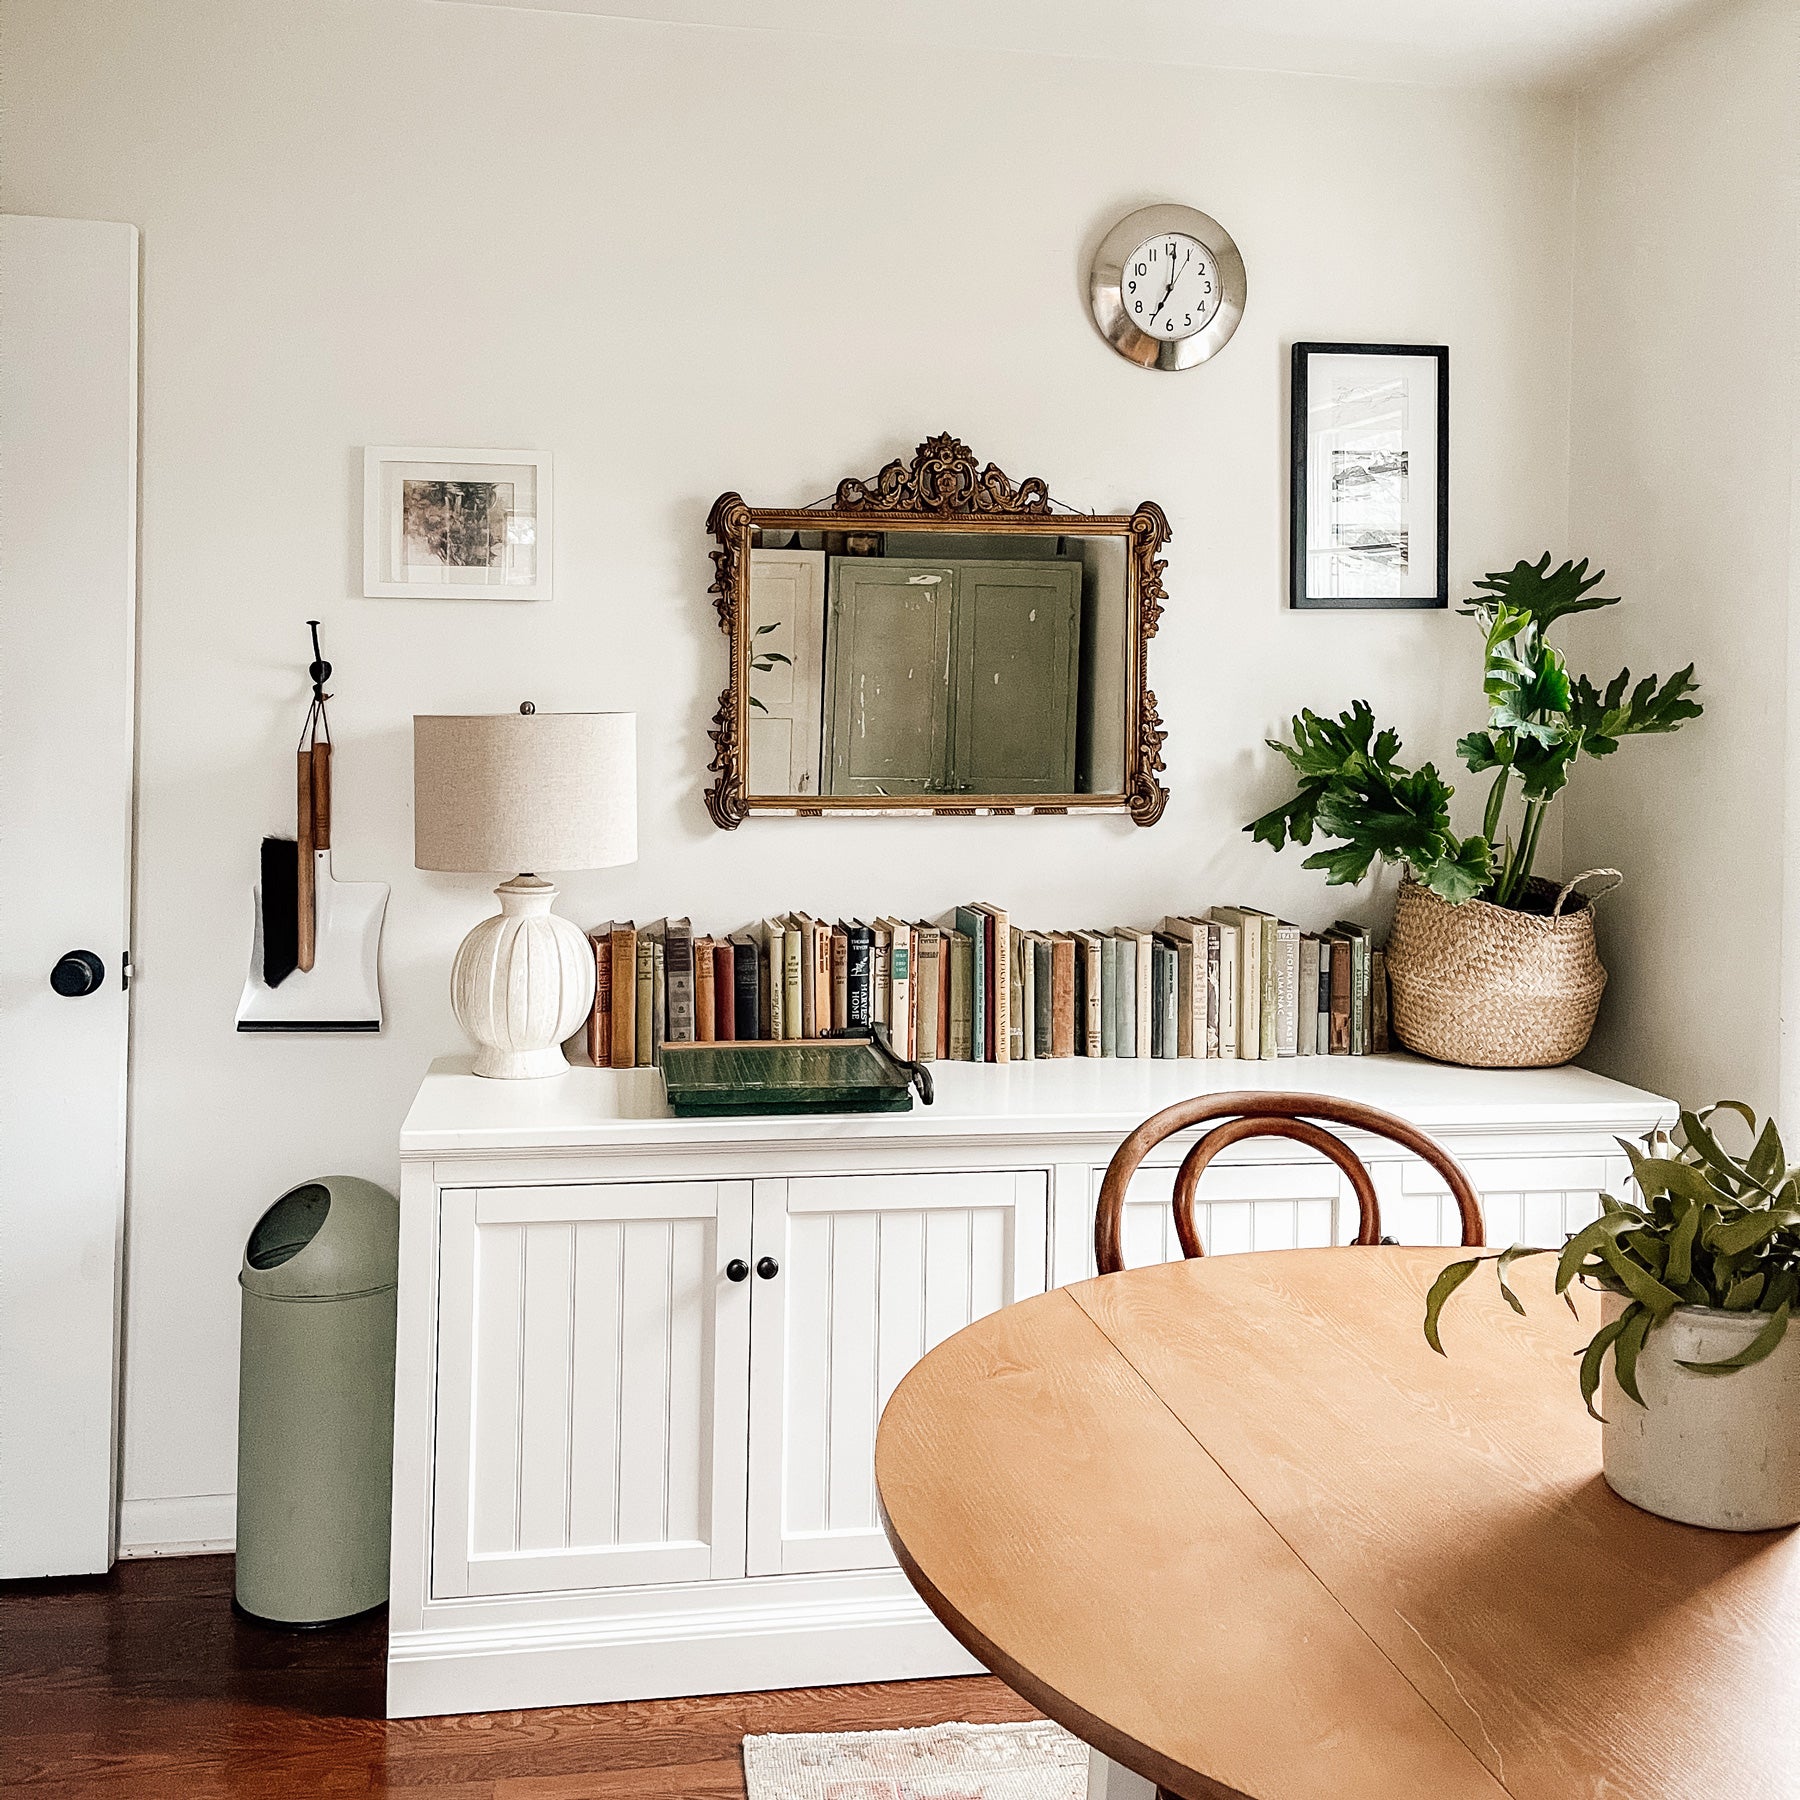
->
xmin=587 ymin=925 xmax=613 ymax=1067
xmin=609 ymin=922 xmax=638 ymax=1069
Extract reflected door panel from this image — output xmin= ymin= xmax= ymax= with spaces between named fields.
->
xmin=954 ymin=564 xmax=1081 ymax=794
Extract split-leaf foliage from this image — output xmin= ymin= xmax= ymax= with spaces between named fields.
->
xmin=1247 ymin=555 xmax=1701 ymax=907
xmin=1423 ymin=1103 xmax=1800 ymax=1418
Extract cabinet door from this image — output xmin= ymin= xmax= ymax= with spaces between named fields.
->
xmin=432 ymin=1180 xmax=751 ymax=1599
xmin=747 ymin=1170 xmax=1048 ymax=1576
xmin=823 ymin=560 xmax=954 ymax=795
xmin=952 ymin=562 xmax=1081 ymax=794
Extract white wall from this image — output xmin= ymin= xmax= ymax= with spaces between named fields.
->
xmin=1 ymin=0 xmax=1577 ymax=1546
xmin=1562 ymin=0 xmax=1800 ymax=1123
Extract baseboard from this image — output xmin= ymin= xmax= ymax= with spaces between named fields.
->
xmin=118 ymin=1492 xmax=235 ymax=1557
xmin=387 ymin=1588 xmax=979 ymax=1718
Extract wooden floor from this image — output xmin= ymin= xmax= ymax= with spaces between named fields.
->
xmin=2 ymin=1554 xmax=1040 ymax=1797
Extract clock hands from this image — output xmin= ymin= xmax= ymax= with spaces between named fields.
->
xmin=1147 ymin=248 xmax=1191 ymax=327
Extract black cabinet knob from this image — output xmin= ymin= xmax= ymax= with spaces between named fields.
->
xmin=756 ymin=1256 xmax=779 ymax=1280
xmin=51 ymin=950 xmax=106 ymax=997
xmin=725 ymin=1259 xmax=750 ymax=1283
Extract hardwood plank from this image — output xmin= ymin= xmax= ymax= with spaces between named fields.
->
xmin=876 ymin=1287 xmax=1506 ymax=1800
xmin=0 ymin=1556 xmax=1036 ymax=1797
xmin=1072 ymin=1247 xmax=1800 ymax=1800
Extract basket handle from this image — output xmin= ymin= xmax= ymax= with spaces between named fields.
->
xmin=1552 ymin=868 xmax=1623 ymax=918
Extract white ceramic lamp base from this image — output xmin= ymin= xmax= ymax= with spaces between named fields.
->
xmin=451 ymin=875 xmax=595 ymax=1079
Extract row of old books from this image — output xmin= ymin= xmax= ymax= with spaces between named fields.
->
xmin=586 ymin=905 xmax=1390 ymax=1069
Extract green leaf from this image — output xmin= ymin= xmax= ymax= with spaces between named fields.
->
xmin=1596 ymin=1234 xmax=1685 ymax=1318
xmin=1723 ymin=1271 xmax=1766 ymax=1310
xmin=1462 ymin=554 xmax=1619 ymax=633
xmin=1457 ymin=730 xmax=1507 ymax=773
xmin=1554 ymin=1212 xmax=1640 ymax=1295
xmin=1748 ymin=1118 xmax=1786 ymax=1189
xmin=1612 ymin=1302 xmax=1657 ymax=1407
xmin=1708 ymin=1206 xmax=1800 ymax=1259
xmin=1664 ymin=1197 xmax=1703 ymax=1289
xmin=1578 ymin=1306 xmax=1635 ymax=1422
xmin=1494 ymin=1245 xmax=1555 ymax=1316
xmin=1423 ymin=1256 xmax=1486 ymax=1354
xmin=1677 ymin=1302 xmax=1791 ymax=1374
xmin=1680 ymin=1110 xmax=1760 ymax=1195
xmin=753 ymin=622 xmax=780 ymax=636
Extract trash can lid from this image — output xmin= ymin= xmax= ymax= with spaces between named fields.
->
xmin=240 ymin=1175 xmax=399 ymax=1300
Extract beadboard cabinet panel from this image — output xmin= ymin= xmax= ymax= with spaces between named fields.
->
xmin=431 ymin=1180 xmax=751 ymax=1600
xmin=746 ymin=1170 xmax=1048 ymax=1576
xmin=953 ymin=562 xmax=1081 ymax=794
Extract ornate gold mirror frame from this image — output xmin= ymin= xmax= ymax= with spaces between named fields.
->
xmin=704 ymin=435 xmax=1170 ymax=828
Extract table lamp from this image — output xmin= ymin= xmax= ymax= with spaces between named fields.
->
xmin=414 ymin=706 xmax=636 ymax=1079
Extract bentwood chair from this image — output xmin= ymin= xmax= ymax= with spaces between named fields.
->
xmin=1094 ymin=1091 xmax=1485 ymax=1275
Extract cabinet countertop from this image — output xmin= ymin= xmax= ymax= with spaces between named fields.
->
xmin=401 ymin=1053 xmax=1675 ymax=1157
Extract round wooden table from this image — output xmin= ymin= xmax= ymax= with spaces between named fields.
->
xmin=875 ymin=1246 xmax=1800 ymax=1800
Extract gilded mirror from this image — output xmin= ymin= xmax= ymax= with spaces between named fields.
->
xmin=705 ymin=436 xmax=1170 ymax=826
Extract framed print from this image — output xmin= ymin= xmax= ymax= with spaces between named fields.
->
xmin=1290 ymin=344 xmax=1447 ymax=610
xmin=363 ymin=447 xmax=551 ymax=599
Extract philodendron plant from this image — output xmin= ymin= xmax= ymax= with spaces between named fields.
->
xmin=1425 ymin=1103 xmax=1800 ymax=1417
xmin=1248 ymin=555 xmax=1702 ymax=909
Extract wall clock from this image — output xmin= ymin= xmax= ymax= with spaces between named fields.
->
xmin=1089 ymin=203 xmax=1246 ymax=371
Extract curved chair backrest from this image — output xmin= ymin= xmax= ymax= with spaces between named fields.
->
xmin=1094 ymin=1091 xmax=1485 ymax=1275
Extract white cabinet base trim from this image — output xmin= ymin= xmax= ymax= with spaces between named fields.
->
xmin=387 ymin=1581 xmax=976 ymax=1718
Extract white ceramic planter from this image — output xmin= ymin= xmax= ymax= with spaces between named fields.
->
xmin=1600 ymin=1290 xmax=1800 ymax=1530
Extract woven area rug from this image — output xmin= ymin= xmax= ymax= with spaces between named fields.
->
xmin=743 ymin=1720 xmax=1088 ymax=1800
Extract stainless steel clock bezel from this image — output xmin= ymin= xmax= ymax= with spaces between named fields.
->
xmin=1090 ymin=203 xmax=1246 ymax=371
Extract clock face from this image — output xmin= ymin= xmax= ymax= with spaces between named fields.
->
xmin=1121 ymin=231 xmax=1223 ymax=342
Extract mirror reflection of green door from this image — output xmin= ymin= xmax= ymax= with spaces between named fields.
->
xmin=823 ymin=561 xmax=955 ymax=795
xmin=952 ymin=564 xmax=1081 ymax=795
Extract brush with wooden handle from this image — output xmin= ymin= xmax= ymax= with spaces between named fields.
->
xmin=296 ymin=747 xmax=316 ymax=972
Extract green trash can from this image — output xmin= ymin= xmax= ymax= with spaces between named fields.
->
xmin=235 ymin=1175 xmax=399 ymax=1626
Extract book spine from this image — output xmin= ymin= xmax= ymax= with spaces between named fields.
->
xmin=1117 ymin=935 xmax=1138 ymax=1060
xmin=587 ymin=933 xmax=611 ymax=1068
xmin=1238 ymin=921 xmax=1259 ymax=1061
xmin=1328 ymin=939 xmax=1352 ymax=1053
xmin=915 ymin=930 xmax=940 ymax=1060
xmin=1372 ymin=948 xmax=1391 ymax=1053
xmin=1009 ymin=928 xmax=1026 ymax=1062
xmin=783 ymin=927 xmax=803 ymax=1040
xmin=953 ymin=910 xmax=986 ymax=1062
xmin=705 ymin=943 xmax=727 ymax=1044
xmin=831 ymin=929 xmax=849 ymax=1032
xmin=986 ymin=910 xmax=1009 ymax=1065
xmin=889 ymin=926 xmax=912 ymax=1061
xmin=1134 ymin=933 xmax=1153 ymax=1059
xmin=1204 ymin=926 xmax=1221 ymax=1059
xmin=870 ymin=927 xmax=891 ymax=1027
xmin=1315 ymin=942 xmax=1331 ymax=1055
xmin=666 ymin=923 xmax=695 ymax=1043
xmin=732 ymin=938 xmax=759 ymax=1042
xmin=846 ymin=926 xmax=873 ymax=1028
xmin=1259 ymin=917 xmax=1279 ymax=1058
xmin=1050 ymin=936 xmax=1075 ymax=1058
xmin=635 ymin=935 xmax=654 ymax=1067
xmin=1297 ymin=936 xmax=1319 ymax=1058
xmin=763 ymin=924 xmax=783 ymax=1040
xmin=694 ymin=937 xmax=715 ymax=1042
xmin=610 ymin=926 xmax=637 ymax=1069
xmin=1034 ymin=938 xmax=1055 ymax=1059
xmin=1216 ymin=925 xmax=1238 ymax=1059
xmin=1349 ymin=936 xmax=1366 ymax=1055
xmin=650 ymin=940 xmax=666 ymax=1066
xmin=1094 ymin=936 xmax=1108 ymax=1058
xmin=1174 ymin=936 xmax=1193 ymax=1059
xmin=1276 ymin=924 xmax=1299 ymax=1058
xmin=948 ymin=934 xmax=973 ymax=1059
xmin=812 ymin=926 xmax=832 ymax=1036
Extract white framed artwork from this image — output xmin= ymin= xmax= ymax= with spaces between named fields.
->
xmin=1290 ymin=345 xmax=1447 ymax=610
xmin=363 ymin=447 xmax=552 ymax=599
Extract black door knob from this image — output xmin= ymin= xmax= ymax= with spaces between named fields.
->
xmin=725 ymin=1259 xmax=750 ymax=1283
xmin=756 ymin=1256 xmax=779 ymax=1280
xmin=51 ymin=951 xmax=106 ymax=997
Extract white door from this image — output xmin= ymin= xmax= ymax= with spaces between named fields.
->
xmin=747 ymin=1170 xmax=1048 ymax=1576
xmin=0 ymin=216 xmax=138 ymax=1578
xmin=431 ymin=1180 xmax=752 ymax=1598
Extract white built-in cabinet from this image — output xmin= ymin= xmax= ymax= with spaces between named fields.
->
xmin=391 ymin=1055 xmax=1673 ymax=1719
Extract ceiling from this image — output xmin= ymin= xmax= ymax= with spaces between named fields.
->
xmin=433 ymin=0 xmax=1730 ymax=88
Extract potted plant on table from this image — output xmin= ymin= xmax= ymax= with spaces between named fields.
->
xmin=1247 ymin=556 xmax=1702 ymax=1066
xmin=1425 ymin=1103 xmax=1800 ymax=1531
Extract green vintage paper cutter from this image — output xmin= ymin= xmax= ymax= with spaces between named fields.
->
xmin=660 ymin=1028 xmax=934 ymax=1119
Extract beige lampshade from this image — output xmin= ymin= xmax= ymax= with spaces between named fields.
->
xmin=413 ymin=710 xmax=637 ymax=874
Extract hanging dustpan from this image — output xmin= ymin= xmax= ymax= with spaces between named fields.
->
xmin=237 ymin=623 xmax=387 ymax=1032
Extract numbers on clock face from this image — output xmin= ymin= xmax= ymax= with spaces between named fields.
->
xmin=1122 ymin=231 xmax=1222 ymax=340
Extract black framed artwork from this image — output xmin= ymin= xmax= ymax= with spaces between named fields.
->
xmin=1290 ymin=343 xmax=1449 ymax=610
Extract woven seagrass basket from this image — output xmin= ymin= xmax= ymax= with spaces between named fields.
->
xmin=1385 ymin=869 xmax=1621 ymax=1068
